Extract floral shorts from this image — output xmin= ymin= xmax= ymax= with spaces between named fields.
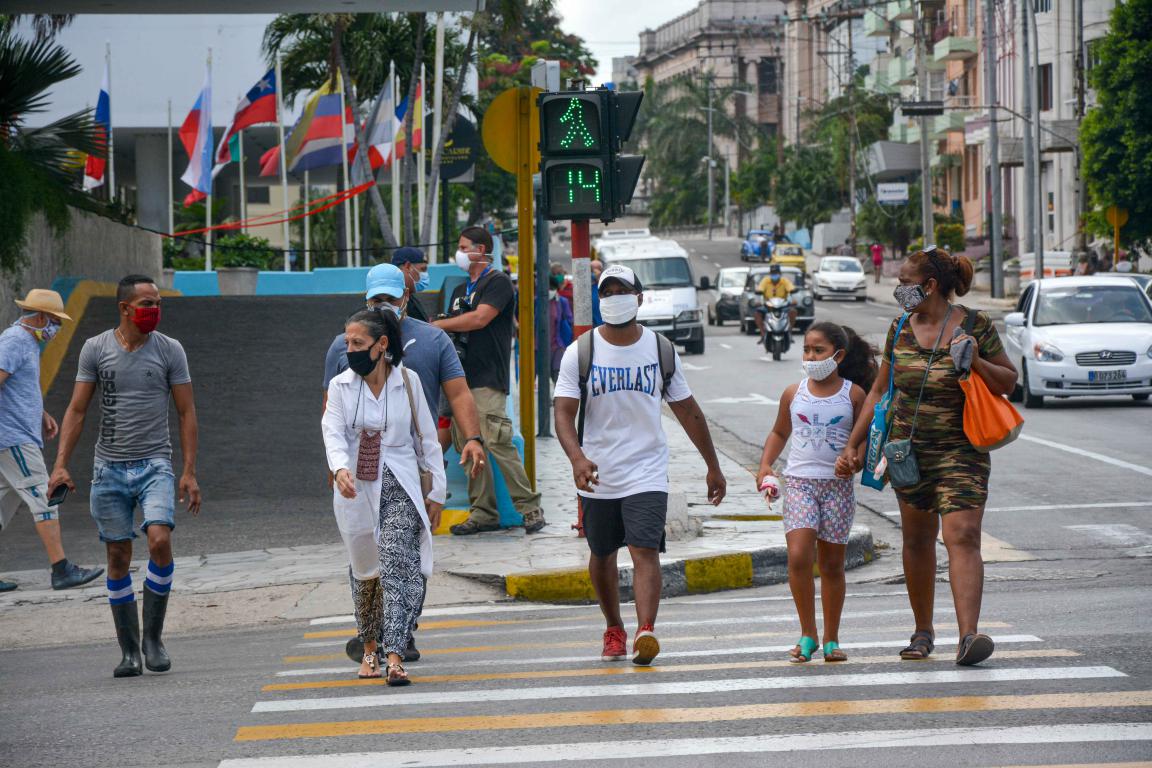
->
xmin=782 ymin=476 xmax=855 ymax=544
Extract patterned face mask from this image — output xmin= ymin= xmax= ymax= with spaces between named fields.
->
xmin=893 ymin=283 xmax=928 ymax=312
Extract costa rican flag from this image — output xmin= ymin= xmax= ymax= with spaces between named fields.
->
xmin=214 ymin=69 xmax=278 ymax=167
xmin=179 ymin=67 xmax=214 ymax=201
xmin=82 ymin=62 xmax=111 ymax=191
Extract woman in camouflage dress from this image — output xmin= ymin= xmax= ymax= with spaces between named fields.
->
xmin=842 ymin=248 xmax=1017 ymax=666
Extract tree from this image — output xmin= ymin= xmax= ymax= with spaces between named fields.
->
xmin=0 ymin=30 xmax=98 ymax=276
xmin=1081 ymin=0 xmax=1152 ymax=247
xmin=857 ymin=183 xmax=922 ymax=258
xmin=805 ymin=86 xmax=892 ymax=207
xmin=775 ymin=145 xmax=839 ymax=232
xmin=730 ymin=132 xmax=779 ymax=212
xmin=0 ymin=15 xmax=75 ymax=41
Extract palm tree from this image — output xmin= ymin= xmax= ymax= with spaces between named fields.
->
xmin=0 ymin=15 xmax=75 ymax=42
xmin=0 ymin=30 xmax=98 ymax=275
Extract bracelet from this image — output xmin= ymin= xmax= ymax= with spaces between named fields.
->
xmin=466 ymin=435 xmax=486 ymax=447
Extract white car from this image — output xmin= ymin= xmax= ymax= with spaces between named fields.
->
xmin=811 ymin=256 xmax=867 ymax=301
xmin=1003 ymin=276 xmax=1152 ymax=408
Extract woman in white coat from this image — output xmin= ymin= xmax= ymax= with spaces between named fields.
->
xmin=322 ymin=309 xmax=446 ymax=685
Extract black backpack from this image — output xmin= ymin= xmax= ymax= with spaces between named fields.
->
xmin=575 ymin=329 xmax=676 ymax=445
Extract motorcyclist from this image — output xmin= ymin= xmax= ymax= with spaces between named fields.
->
xmin=753 ymin=263 xmax=797 ymax=341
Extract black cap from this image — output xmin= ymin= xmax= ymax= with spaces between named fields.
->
xmin=391 ymin=246 xmax=426 ymax=266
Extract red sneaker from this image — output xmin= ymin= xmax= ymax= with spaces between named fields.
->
xmin=601 ymin=626 xmax=627 ymax=661
xmin=632 ymin=623 xmax=660 ymax=666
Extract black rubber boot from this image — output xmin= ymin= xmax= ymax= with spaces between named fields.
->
xmin=141 ymin=587 xmax=171 ymax=672
xmin=110 ymin=602 xmax=142 ymax=678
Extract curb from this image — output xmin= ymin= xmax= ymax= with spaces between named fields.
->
xmin=482 ymin=527 xmax=874 ymax=603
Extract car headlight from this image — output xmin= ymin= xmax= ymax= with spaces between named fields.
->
xmin=856 ymin=279 xmax=867 ymax=289
xmin=676 ymin=309 xmax=702 ymax=323
xmin=802 ymin=296 xmax=813 ymax=307
xmin=1033 ymin=341 xmax=1064 ymax=362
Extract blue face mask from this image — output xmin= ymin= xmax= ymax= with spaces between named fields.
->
xmin=414 ymin=269 xmax=429 ymax=293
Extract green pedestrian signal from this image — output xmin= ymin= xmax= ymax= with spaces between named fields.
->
xmin=538 ymin=88 xmax=645 ymax=222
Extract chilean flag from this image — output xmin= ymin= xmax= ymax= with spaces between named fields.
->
xmin=83 ymin=62 xmax=111 ymax=191
xmin=214 ymin=69 xmax=278 ymax=166
xmin=179 ymin=67 xmax=213 ymax=204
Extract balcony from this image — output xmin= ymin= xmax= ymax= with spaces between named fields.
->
xmin=864 ymin=9 xmax=890 ymax=37
xmin=932 ymin=111 xmax=968 ymax=138
xmin=933 ymin=35 xmax=978 ymax=63
xmin=864 ymin=69 xmax=894 ymax=95
xmin=890 ymin=0 xmax=915 ymax=21
xmin=887 ymin=55 xmax=915 ymax=86
xmin=889 ymin=122 xmax=912 ymax=143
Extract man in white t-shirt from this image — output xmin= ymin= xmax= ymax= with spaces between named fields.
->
xmin=554 ymin=265 xmax=726 ymax=666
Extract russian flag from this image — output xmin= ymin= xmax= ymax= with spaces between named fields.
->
xmin=214 ymin=69 xmax=278 ymax=167
xmin=83 ymin=62 xmax=111 ymax=191
xmin=179 ymin=67 xmax=214 ymax=202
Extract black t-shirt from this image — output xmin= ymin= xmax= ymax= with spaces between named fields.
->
xmin=449 ymin=269 xmax=516 ymax=393
xmin=406 ymin=294 xmax=429 ymax=323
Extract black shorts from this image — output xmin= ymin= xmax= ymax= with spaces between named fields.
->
xmin=581 ymin=492 xmax=668 ymax=557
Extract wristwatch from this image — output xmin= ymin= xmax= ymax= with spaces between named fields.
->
xmin=466 ymin=435 xmax=486 ymax=447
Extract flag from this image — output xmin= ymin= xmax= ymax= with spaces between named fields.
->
xmin=258 ymin=75 xmax=353 ymax=176
xmin=352 ymin=76 xmax=398 ymax=184
xmin=83 ymin=62 xmax=111 ymax=191
xmin=394 ymin=77 xmax=423 ymax=159
xmin=179 ymin=67 xmax=213 ymax=200
xmin=214 ymin=69 xmax=277 ymax=167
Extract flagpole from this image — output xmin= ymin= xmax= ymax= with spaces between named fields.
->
xmin=303 ymin=170 xmax=311 ymax=271
xmin=238 ymin=128 xmax=247 ymax=235
xmin=106 ymin=41 xmax=115 ymax=202
xmin=337 ymin=72 xmax=354 ymax=268
xmin=275 ymin=53 xmax=292 ymax=271
xmin=348 ymin=77 xmax=362 ymax=267
xmin=430 ymin=13 xmax=445 ymax=262
xmin=205 ymin=48 xmax=213 ymax=272
xmin=167 ymin=98 xmax=174 ymax=236
xmin=390 ymin=62 xmax=400 ymax=243
xmin=417 ymin=63 xmax=426 ymax=247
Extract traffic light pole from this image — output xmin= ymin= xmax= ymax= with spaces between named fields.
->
xmin=535 ymin=179 xmax=552 ymax=438
xmin=571 ymin=220 xmax=593 ymax=338
xmin=515 ymin=86 xmax=537 ymax=488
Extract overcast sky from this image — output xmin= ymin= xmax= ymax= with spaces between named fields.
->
xmin=556 ymin=0 xmax=702 ymax=81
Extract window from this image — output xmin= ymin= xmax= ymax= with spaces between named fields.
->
xmin=1086 ymin=39 xmax=1103 ymax=72
xmin=1038 ymin=63 xmax=1053 ymax=112
xmin=965 ymin=0 xmax=977 ymax=35
xmin=758 ymin=59 xmax=779 ymax=96
xmin=1035 ymin=0 xmax=1052 ymax=12
xmin=245 ymin=186 xmax=270 ymax=204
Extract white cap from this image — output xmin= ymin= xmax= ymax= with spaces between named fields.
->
xmin=597 ymin=264 xmax=643 ymax=292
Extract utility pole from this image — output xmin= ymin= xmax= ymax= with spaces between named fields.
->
xmin=847 ymin=18 xmax=858 ymax=260
xmin=1029 ymin=0 xmax=1044 ymax=278
xmin=706 ymin=79 xmax=715 ymax=240
xmin=914 ymin=0 xmax=934 ymax=245
xmin=985 ymin=0 xmax=1004 ymax=298
xmin=774 ymin=49 xmax=784 ymax=202
xmin=1020 ymin=0 xmax=1036 ymax=259
xmin=1072 ymin=0 xmax=1087 ymax=256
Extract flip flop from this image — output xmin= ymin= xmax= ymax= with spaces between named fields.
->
xmin=823 ymin=641 xmax=848 ymax=662
xmin=956 ymin=633 xmax=995 ymax=666
xmin=789 ymin=636 xmax=819 ymax=663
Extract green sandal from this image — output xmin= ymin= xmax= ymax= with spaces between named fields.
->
xmin=789 ymin=636 xmax=819 ymax=663
xmin=823 ymin=641 xmax=848 ymax=662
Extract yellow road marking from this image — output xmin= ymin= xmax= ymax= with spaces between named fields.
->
xmin=263 ymin=648 xmax=1078 ymax=691
xmin=284 ymin=622 xmax=1013 ymax=663
xmin=235 ymin=689 xmax=1152 ymax=741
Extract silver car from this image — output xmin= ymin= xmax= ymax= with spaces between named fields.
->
xmin=707 ymin=266 xmax=749 ymax=326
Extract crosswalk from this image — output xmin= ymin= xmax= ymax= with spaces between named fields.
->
xmin=217 ymin=590 xmax=1152 ymax=767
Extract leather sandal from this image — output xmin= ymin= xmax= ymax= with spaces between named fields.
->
xmin=900 ymin=631 xmax=935 ymax=660
xmin=386 ymin=662 xmax=411 ymax=686
xmin=358 ymin=652 xmax=382 ymax=679
xmin=956 ymin=633 xmax=995 ymax=666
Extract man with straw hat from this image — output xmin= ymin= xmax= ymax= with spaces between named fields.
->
xmin=0 ymin=289 xmax=104 ymax=592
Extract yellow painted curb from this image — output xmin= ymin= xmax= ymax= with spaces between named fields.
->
xmin=433 ymin=507 xmax=469 ymax=536
xmin=39 ymin=280 xmax=181 ymax=396
xmin=711 ymin=514 xmax=783 ymax=522
xmin=505 ymin=568 xmax=596 ymax=602
xmin=684 ymin=552 xmax=753 ymax=593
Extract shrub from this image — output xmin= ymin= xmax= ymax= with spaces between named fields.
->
xmin=213 ymin=232 xmax=276 ymax=269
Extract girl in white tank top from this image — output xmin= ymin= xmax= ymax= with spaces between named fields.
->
xmin=756 ymin=323 xmax=877 ymax=665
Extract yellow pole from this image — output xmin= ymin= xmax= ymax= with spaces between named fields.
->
xmin=516 ymin=87 xmax=536 ymax=489
xmin=1114 ymin=218 xmax=1121 ymax=265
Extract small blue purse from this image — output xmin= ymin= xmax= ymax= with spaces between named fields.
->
xmin=861 ymin=313 xmax=909 ymax=491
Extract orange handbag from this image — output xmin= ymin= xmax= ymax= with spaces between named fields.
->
xmin=959 ymin=370 xmax=1024 ymax=452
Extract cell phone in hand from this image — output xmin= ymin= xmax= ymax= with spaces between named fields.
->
xmin=47 ymin=484 xmax=69 ymax=507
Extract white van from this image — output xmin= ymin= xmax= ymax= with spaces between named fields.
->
xmin=592 ymin=228 xmax=658 ymax=259
xmin=602 ymin=239 xmax=708 ymax=354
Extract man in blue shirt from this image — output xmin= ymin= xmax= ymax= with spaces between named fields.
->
xmin=323 ymin=263 xmax=485 ymax=662
xmin=0 ymin=289 xmax=103 ymax=592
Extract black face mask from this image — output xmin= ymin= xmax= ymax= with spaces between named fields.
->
xmin=346 ymin=346 xmax=381 ymax=377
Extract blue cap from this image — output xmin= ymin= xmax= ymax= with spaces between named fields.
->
xmin=365 ymin=263 xmax=406 ymax=300
xmin=391 ymin=246 xmax=426 ymax=266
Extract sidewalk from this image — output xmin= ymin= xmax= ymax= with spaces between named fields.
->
xmin=0 ymin=414 xmax=875 ymax=646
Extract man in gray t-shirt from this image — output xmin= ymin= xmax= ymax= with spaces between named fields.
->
xmin=51 ymin=275 xmax=201 ymax=679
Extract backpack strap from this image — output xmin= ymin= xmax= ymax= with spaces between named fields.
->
xmin=656 ymin=332 xmax=676 ymax=400
xmin=576 ymin=330 xmax=595 ymax=446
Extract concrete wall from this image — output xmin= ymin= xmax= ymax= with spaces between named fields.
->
xmin=0 ymin=209 xmax=162 ymax=327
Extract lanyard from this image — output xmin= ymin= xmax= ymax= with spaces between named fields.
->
xmin=465 ymin=266 xmax=491 ymax=299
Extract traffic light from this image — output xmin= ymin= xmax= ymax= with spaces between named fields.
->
xmin=538 ymin=88 xmax=646 ymax=222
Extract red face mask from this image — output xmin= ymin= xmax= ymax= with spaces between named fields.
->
xmin=129 ymin=305 xmax=161 ymax=334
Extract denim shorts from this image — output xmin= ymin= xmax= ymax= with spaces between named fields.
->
xmin=90 ymin=458 xmax=176 ymax=542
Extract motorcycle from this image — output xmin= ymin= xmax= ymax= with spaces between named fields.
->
xmin=761 ymin=297 xmax=792 ymax=361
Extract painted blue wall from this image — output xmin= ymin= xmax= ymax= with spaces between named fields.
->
xmin=172 ymin=264 xmax=466 ymax=298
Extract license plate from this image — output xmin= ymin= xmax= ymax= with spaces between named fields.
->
xmin=1089 ymin=370 xmax=1127 ymax=382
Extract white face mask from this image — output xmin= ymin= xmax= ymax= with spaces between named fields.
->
xmin=801 ymin=354 xmax=841 ymax=381
xmin=599 ymin=294 xmax=639 ymax=325
xmin=455 ymin=249 xmax=474 ymax=271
